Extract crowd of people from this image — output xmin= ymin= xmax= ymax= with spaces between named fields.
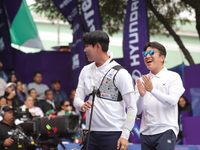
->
xmin=0 ymin=71 xmax=77 ymax=117
xmin=0 ymin=30 xmax=193 ymax=150
xmin=0 ymin=69 xmax=83 ymax=149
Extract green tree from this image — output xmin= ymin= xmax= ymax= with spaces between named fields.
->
xmin=181 ymin=0 xmax=200 ymax=40
xmin=31 ymin=0 xmax=198 ymax=65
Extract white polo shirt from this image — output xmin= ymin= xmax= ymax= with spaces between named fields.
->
xmin=74 ymin=53 xmax=137 ymax=139
xmin=136 ymin=67 xmax=185 ymax=136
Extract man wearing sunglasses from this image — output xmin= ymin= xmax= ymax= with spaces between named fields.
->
xmin=136 ymin=41 xmax=185 ymax=150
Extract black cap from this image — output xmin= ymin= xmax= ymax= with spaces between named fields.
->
xmin=51 ymin=79 xmax=61 ymax=84
xmin=2 ymin=105 xmax=13 ymax=112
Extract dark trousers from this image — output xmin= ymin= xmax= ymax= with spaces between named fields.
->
xmin=84 ymin=131 xmax=121 ymax=150
xmin=141 ymin=129 xmax=176 ymax=150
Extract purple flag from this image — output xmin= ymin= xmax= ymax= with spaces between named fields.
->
xmin=80 ymin=0 xmax=102 ymax=32
xmin=52 ymin=0 xmax=87 ymax=88
xmin=51 ymin=0 xmax=79 ymax=24
xmin=70 ymin=18 xmax=86 ymax=88
xmin=0 ymin=0 xmax=13 ymax=70
xmin=123 ymin=0 xmax=149 ymax=82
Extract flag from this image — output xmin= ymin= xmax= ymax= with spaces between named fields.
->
xmin=52 ymin=0 xmax=87 ymax=88
xmin=123 ymin=0 xmax=149 ymax=83
xmin=80 ymin=0 xmax=102 ymax=32
xmin=0 ymin=0 xmax=14 ymax=69
xmin=3 ymin=0 xmax=43 ymax=49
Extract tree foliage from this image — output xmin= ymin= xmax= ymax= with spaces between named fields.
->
xmin=31 ymin=0 xmax=193 ymax=36
xmin=31 ymin=0 xmax=199 ymax=65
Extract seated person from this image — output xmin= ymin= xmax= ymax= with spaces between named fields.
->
xmin=0 ymin=78 xmax=6 ymax=96
xmin=177 ymin=96 xmax=192 ymax=144
xmin=0 ymin=61 xmax=8 ymax=82
xmin=27 ymin=72 xmax=49 ymax=100
xmin=7 ymin=72 xmax=17 ymax=83
xmin=28 ymin=88 xmax=44 ymax=111
xmin=51 ymin=79 xmax=68 ymax=105
xmin=44 ymin=109 xmax=57 ymax=117
xmin=20 ymin=96 xmax=44 ymax=117
xmin=4 ymin=82 xmax=23 ymax=108
xmin=57 ymin=100 xmax=76 ymax=116
xmin=43 ymin=90 xmax=58 ymax=114
xmin=0 ymin=96 xmax=7 ymax=108
xmin=178 ymin=96 xmax=192 ymax=113
xmin=15 ymin=80 xmax=26 ymax=103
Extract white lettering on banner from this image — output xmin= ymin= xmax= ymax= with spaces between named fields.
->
xmin=129 ymin=0 xmax=139 ymax=67
xmin=72 ymin=54 xmax=80 ymax=70
xmin=59 ymin=0 xmax=72 ymax=9
xmin=128 ymin=0 xmax=141 ymax=81
xmin=72 ymin=39 xmax=82 ymax=47
xmin=0 ymin=37 xmax=5 ymax=51
xmin=130 ymin=54 xmax=140 ymax=66
xmin=67 ymin=7 xmax=78 ymax=22
xmin=132 ymin=69 xmax=141 ymax=81
xmin=82 ymin=0 xmax=95 ymax=31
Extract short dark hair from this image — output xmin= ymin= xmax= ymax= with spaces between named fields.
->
xmin=144 ymin=41 xmax=166 ymax=57
xmin=0 ymin=96 xmax=6 ymax=100
xmin=45 ymin=89 xmax=53 ymax=95
xmin=28 ymin=88 xmax=36 ymax=95
xmin=51 ymin=79 xmax=61 ymax=84
xmin=83 ymin=30 xmax=109 ymax=52
xmin=34 ymin=71 xmax=42 ymax=77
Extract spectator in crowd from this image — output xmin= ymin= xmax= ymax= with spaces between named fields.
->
xmin=27 ymin=72 xmax=49 ymax=100
xmin=43 ymin=90 xmax=58 ymax=114
xmin=69 ymin=89 xmax=76 ymax=102
xmin=57 ymin=100 xmax=75 ymax=116
xmin=0 ymin=96 xmax=7 ymax=108
xmin=0 ymin=61 xmax=8 ymax=82
xmin=15 ymin=80 xmax=26 ymax=103
xmin=7 ymin=73 xmax=17 ymax=83
xmin=178 ymin=96 xmax=192 ymax=113
xmin=28 ymin=88 xmax=46 ymax=113
xmin=177 ymin=96 xmax=192 ymax=144
xmin=4 ymin=82 xmax=23 ymax=108
xmin=136 ymin=41 xmax=185 ymax=150
xmin=6 ymin=99 xmax=12 ymax=108
xmin=70 ymin=89 xmax=86 ymax=126
xmin=20 ymin=96 xmax=44 ymax=117
xmin=69 ymin=89 xmax=76 ymax=111
xmin=0 ymin=78 xmax=6 ymax=96
xmin=51 ymin=79 xmax=68 ymax=105
xmin=0 ymin=105 xmax=27 ymax=149
xmin=44 ymin=109 xmax=57 ymax=117
xmin=0 ymin=96 xmax=8 ymax=121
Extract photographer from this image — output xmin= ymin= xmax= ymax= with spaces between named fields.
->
xmin=0 ymin=105 xmax=25 ymax=150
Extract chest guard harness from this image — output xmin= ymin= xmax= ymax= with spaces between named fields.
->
xmin=96 ymin=65 xmax=123 ymax=101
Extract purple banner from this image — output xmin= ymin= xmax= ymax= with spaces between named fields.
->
xmin=81 ymin=0 xmax=102 ymax=32
xmin=0 ymin=0 xmax=14 ymax=70
xmin=71 ymin=18 xmax=86 ymax=88
xmin=123 ymin=0 xmax=149 ymax=82
xmin=51 ymin=0 xmax=79 ymax=24
xmin=52 ymin=0 xmax=87 ymax=88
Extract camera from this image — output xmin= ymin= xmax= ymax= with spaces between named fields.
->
xmin=13 ymin=107 xmax=32 ymax=121
xmin=12 ymin=108 xmax=80 ymax=149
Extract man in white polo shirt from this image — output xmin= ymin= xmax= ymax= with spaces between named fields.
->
xmin=74 ymin=30 xmax=137 ymax=150
xmin=136 ymin=41 xmax=185 ymax=150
